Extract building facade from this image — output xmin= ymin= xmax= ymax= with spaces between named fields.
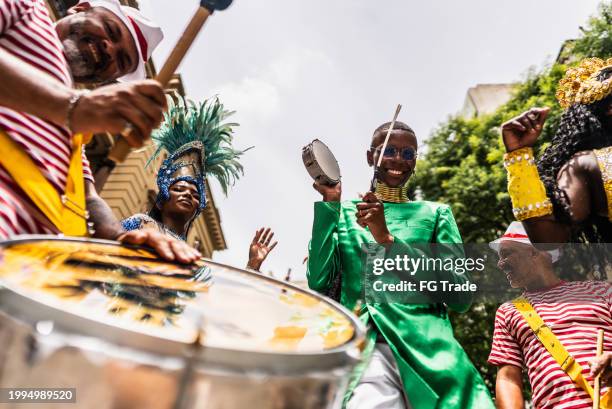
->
xmin=460 ymin=83 xmax=515 ymax=118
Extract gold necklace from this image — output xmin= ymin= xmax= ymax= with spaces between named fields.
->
xmin=374 ymin=181 xmax=410 ymax=203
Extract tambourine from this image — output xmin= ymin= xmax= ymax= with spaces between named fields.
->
xmin=302 ymin=139 xmax=341 ymax=186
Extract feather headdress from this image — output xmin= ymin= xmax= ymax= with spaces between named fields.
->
xmin=149 ymin=95 xmax=250 ymax=213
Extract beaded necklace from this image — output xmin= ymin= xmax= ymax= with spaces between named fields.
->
xmin=374 ymin=181 xmax=410 ymax=203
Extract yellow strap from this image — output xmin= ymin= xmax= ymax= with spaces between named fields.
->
xmin=0 ymin=130 xmax=87 ymax=236
xmin=513 ymin=297 xmax=610 ymax=408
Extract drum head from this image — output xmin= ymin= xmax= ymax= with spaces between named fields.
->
xmin=0 ymin=237 xmax=362 ymax=359
xmin=311 ymin=140 xmax=341 ymax=183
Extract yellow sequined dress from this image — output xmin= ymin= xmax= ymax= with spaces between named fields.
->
xmin=594 ymin=146 xmax=612 ymax=221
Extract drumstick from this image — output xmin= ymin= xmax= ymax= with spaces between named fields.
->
xmin=593 ymin=328 xmax=604 ymax=409
xmin=376 ymin=104 xmax=402 ymax=168
xmin=370 ymin=104 xmax=402 ymax=192
xmin=108 ymin=0 xmax=233 ymax=163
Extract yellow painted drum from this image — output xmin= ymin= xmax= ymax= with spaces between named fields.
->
xmin=0 ymin=236 xmax=365 ymax=409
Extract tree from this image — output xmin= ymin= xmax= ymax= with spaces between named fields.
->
xmin=410 ymin=1 xmax=612 ymax=398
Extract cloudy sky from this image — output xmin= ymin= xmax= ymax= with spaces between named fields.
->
xmin=140 ymin=0 xmax=602 ymax=279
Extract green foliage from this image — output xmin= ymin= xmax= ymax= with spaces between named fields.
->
xmin=411 ymin=2 xmax=611 ymax=400
xmin=561 ymin=2 xmax=612 ymax=62
xmin=449 ymin=304 xmax=498 ymax=393
xmin=150 ymin=96 xmax=252 ymax=194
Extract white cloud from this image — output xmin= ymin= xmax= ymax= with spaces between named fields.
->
xmin=216 ymin=77 xmax=281 ymax=121
xmin=212 ymin=48 xmax=334 ymax=122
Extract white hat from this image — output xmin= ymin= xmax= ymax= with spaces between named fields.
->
xmin=79 ymin=0 xmax=163 ymax=82
xmin=489 ymin=221 xmax=560 ymax=263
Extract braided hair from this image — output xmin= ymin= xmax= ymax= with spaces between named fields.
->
xmin=537 ymin=91 xmax=612 ymax=243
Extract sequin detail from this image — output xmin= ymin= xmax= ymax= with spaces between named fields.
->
xmin=121 ymin=213 xmax=186 ymax=241
xmin=594 ymin=146 xmax=612 ymax=221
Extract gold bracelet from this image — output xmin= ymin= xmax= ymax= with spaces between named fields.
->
xmin=504 ymin=147 xmax=553 ymax=221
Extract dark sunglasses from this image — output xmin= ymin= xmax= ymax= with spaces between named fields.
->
xmin=373 ymin=146 xmax=417 ymax=161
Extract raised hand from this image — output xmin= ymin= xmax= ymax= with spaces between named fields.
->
xmin=356 ymin=192 xmax=394 ymax=244
xmin=501 ymin=107 xmax=550 ymax=152
xmin=313 ymin=180 xmax=342 ymax=202
xmin=246 ymin=227 xmax=278 ymax=271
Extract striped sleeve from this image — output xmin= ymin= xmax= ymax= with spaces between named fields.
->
xmin=0 ymin=0 xmax=22 ymax=35
xmin=81 ymin=146 xmax=94 ymax=182
xmin=603 ymin=281 xmax=612 ymax=316
xmin=586 ymin=280 xmax=612 ymax=316
xmin=488 ymin=303 xmax=524 ymax=368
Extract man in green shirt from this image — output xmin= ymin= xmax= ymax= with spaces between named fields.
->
xmin=307 ymin=121 xmax=493 ymax=409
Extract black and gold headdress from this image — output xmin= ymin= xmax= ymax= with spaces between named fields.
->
xmin=556 ymin=57 xmax=612 ymax=108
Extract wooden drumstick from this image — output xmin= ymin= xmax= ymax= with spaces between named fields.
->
xmin=108 ymin=0 xmax=233 ymax=163
xmin=370 ymin=104 xmax=402 ymax=192
xmin=593 ymin=328 xmax=604 ymax=409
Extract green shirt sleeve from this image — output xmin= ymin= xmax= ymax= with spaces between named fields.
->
xmin=307 ymin=201 xmax=341 ymax=292
xmin=433 ymin=204 xmax=462 ymax=244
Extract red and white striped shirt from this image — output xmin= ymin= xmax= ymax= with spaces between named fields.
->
xmin=0 ymin=0 xmax=93 ymax=238
xmin=488 ymin=280 xmax=612 ymax=409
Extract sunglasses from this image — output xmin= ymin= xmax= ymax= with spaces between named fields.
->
xmin=373 ymin=145 xmax=417 ymax=161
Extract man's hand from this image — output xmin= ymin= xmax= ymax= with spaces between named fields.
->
xmin=590 ymin=352 xmax=612 ymax=387
xmin=117 ymin=229 xmax=201 ymax=264
xmin=246 ymin=227 xmax=278 ymax=271
xmin=356 ymin=192 xmax=393 ymax=244
xmin=69 ymin=80 xmax=167 ymax=146
xmin=501 ymin=107 xmax=550 ymax=152
xmin=313 ymin=180 xmax=341 ymax=202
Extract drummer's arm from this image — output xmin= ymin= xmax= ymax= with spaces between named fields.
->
xmin=495 ymin=365 xmax=525 ymax=409
xmin=85 ymin=179 xmax=124 ymax=239
xmin=307 ymin=201 xmax=341 ymax=292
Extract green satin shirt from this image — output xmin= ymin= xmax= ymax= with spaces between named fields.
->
xmin=307 ymin=200 xmax=494 ymax=409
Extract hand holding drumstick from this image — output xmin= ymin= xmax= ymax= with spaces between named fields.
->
xmin=109 ymin=0 xmax=234 ymax=162
xmin=590 ymin=329 xmax=608 ymax=409
xmin=590 ymin=352 xmax=611 ymax=387
xmin=356 ymin=191 xmax=394 ymax=245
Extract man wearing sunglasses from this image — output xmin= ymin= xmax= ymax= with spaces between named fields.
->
xmin=307 ymin=122 xmax=493 ymax=408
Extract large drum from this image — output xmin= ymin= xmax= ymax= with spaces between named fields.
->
xmin=0 ymin=236 xmax=365 ymax=409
